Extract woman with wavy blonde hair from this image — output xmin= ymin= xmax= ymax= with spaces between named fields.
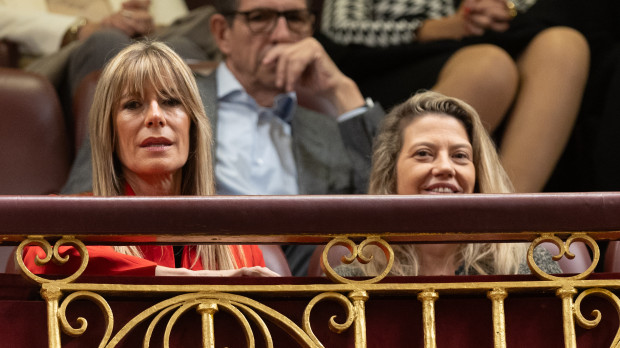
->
xmin=346 ymin=91 xmax=560 ymax=276
xmin=25 ymin=41 xmax=277 ymax=277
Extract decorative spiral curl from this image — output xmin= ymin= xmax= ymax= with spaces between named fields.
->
xmin=302 ymin=292 xmax=355 ymax=348
xmin=15 ymin=236 xmax=89 ymax=284
xmin=58 ymin=291 xmax=114 ymax=348
xmin=527 ymin=233 xmax=599 ymax=281
xmin=574 ymin=288 xmax=620 ymax=347
xmin=321 ymin=236 xmax=394 ymax=284
xmin=105 ymin=292 xmax=317 ymax=348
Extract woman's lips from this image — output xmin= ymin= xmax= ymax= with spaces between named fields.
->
xmin=140 ymin=137 xmax=173 ymax=151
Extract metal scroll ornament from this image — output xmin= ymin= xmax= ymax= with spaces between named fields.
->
xmin=15 ymin=235 xmax=89 ymax=284
xmin=574 ymin=288 xmax=620 ymax=347
xmin=101 ymin=292 xmax=319 ymax=347
xmin=321 ymin=236 xmax=394 ymax=284
xmin=527 ymin=233 xmax=599 ymax=281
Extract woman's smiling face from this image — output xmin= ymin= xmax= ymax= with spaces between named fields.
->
xmin=396 ymin=113 xmax=475 ymax=195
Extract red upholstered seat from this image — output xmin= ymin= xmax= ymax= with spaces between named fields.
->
xmin=0 ymin=67 xmax=71 ymax=194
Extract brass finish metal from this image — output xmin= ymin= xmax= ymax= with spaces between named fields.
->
xmin=16 ymin=235 xmax=89 ymax=284
xmin=303 ymin=292 xmax=355 ymax=347
xmin=196 ymin=302 xmax=218 ymax=348
xmin=487 ymin=288 xmax=508 ymax=348
xmin=349 ymin=290 xmax=369 ymax=348
xmin=528 ymin=233 xmax=599 ymax=281
xmin=557 ymin=286 xmax=578 ymax=348
xmin=418 ymin=290 xmax=438 ymax=348
xmin=13 ymin=230 xmax=620 ymax=347
xmin=321 ymin=236 xmax=394 ymax=284
xmin=41 ymin=285 xmax=62 ymax=348
xmin=57 ymin=291 xmax=114 ymax=348
xmin=574 ymin=288 xmax=620 ymax=347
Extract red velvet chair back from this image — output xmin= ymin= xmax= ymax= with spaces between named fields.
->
xmin=0 ymin=68 xmax=71 ymax=194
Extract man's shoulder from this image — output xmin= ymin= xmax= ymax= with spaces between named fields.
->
xmin=193 ymin=70 xmax=216 ymax=85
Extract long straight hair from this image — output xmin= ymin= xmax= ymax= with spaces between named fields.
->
xmin=363 ymin=91 xmax=526 ymax=276
xmin=90 ymin=41 xmax=244 ymax=269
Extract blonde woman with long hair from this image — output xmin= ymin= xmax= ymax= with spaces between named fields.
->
xmin=24 ymin=41 xmax=278 ymax=277
xmin=339 ymin=91 xmax=561 ymax=277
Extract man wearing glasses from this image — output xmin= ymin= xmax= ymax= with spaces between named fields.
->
xmin=203 ymin=0 xmax=384 ymax=276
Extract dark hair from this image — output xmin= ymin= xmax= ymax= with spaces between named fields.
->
xmin=213 ymin=0 xmax=314 ymax=14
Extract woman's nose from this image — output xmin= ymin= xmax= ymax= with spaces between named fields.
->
xmin=432 ymin=153 xmax=455 ymax=177
xmin=145 ymin=100 xmax=165 ymax=127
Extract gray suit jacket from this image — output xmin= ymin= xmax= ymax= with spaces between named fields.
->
xmin=195 ymin=72 xmax=384 ymax=195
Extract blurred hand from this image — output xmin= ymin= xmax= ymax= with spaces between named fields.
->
xmin=460 ymin=0 xmax=513 ymax=36
xmin=261 ymin=37 xmax=365 ymax=116
xmin=101 ymin=0 xmax=154 ymax=37
xmin=155 ymin=265 xmax=281 ymax=277
xmin=417 ymin=0 xmax=514 ymax=42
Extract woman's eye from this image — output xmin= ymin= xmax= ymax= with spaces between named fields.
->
xmin=163 ymin=98 xmax=181 ymax=107
xmin=453 ymin=152 xmax=472 ymax=161
xmin=414 ymin=150 xmax=431 ymax=158
xmin=123 ymin=100 xmax=141 ymax=110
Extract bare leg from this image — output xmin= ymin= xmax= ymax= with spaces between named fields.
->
xmin=433 ymin=44 xmax=519 ymax=130
xmin=501 ymin=27 xmax=590 ymax=193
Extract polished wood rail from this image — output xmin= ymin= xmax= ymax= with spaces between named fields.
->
xmin=1 ymin=193 xmax=620 ymax=243
xmin=1 ymin=193 xmax=620 ymax=348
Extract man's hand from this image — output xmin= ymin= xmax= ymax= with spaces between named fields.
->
xmin=261 ymin=37 xmax=365 ymax=117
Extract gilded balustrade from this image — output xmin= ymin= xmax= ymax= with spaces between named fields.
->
xmin=2 ymin=194 xmax=620 ymax=347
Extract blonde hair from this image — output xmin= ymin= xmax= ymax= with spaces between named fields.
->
xmin=90 ymin=41 xmax=241 ymax=270
xmin=363 ymin=91 xmax=525 ymax=276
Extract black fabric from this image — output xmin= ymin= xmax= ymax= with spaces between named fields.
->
xmin=173 ymin=245 xmax=184 ymax=268
xmin=542 ymin=0 xmax=620 ymax=192
xmin=282 ymin=244 xmax=316 ymax=277
xmin=317 ymin=0 xmax=560 ymax=110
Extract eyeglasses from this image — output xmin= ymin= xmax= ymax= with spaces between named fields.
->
xmin=224 ymin=8 xmax=315 ymax=34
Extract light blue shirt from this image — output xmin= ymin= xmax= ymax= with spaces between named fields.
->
xmin=215 ymin=64 xmax=299 ymax=195
xmin=214 ymin=63 xmax=369 ymax=196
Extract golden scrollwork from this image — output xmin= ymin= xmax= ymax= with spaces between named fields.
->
xmin=15 ymin=235 xmax=89 ymax=284
xmin=321 ymin=236 xmax=394 ymax=284
xmin=57 ymin=291 xmax=114 ymax=348
xmin=302 ymin=292 xmax=355 ymax=348
xmin=574 ymin=288 xmax=620 ymax=347
xmin=104 ymin=292 xmax=318 ymax=348
xmin=527 ymin=233 xmax=599 ymax=281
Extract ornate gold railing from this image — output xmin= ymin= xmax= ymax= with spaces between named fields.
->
xmin=2 ymin=193 xmax=620 ymax=347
